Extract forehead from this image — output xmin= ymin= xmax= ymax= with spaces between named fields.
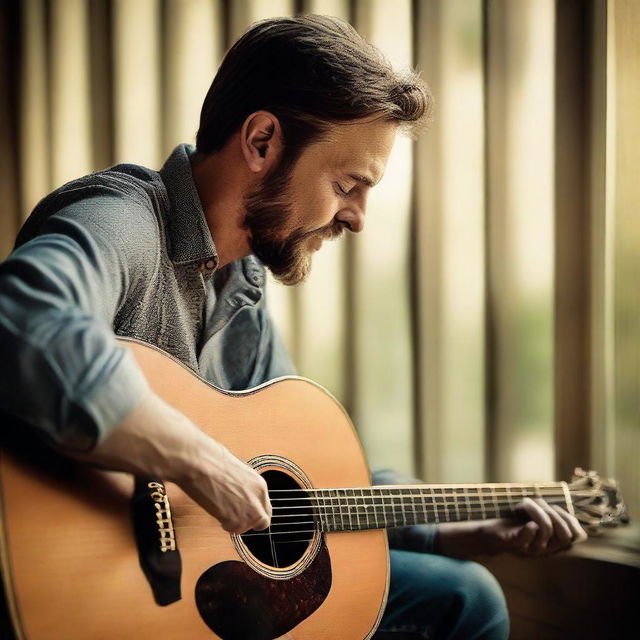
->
xmin=301 ymin=118 xmax=397 ymax=180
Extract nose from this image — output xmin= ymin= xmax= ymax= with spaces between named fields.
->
xmin=336 ymin=202 xmax=366 ymax=233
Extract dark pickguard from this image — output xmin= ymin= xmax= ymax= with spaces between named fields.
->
xmin=195 ymin=541 xmax=332 ymax=640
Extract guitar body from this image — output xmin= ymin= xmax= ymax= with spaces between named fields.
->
xmin=0 ymin=340 xmax=389 ymax=639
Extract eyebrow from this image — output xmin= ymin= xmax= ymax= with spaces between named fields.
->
xmin=347 ymin=172 xmax=378 ymax=188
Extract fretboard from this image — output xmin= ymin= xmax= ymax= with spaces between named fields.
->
xmin=306 ymin=483 xmax=570 ymax=533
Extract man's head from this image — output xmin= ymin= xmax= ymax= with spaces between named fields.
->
xmin=195 ymin=15 xmax=432 ymax=284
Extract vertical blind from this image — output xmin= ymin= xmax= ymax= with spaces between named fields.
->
xmin=0 ymin=0 xmax=637 ymax=516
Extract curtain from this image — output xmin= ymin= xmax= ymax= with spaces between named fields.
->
xmin=0 ymin=1 xmax=636 ymax=514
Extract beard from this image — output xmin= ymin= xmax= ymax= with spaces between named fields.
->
xmin=243 ymin=156 xmax=344 ymax=286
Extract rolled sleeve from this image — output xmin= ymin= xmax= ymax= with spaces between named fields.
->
xmin=0 ymin=199 xmax=155 ymax=451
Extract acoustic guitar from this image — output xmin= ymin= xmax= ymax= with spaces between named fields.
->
xmin=0 ymin=339 xmax=627 ymax=640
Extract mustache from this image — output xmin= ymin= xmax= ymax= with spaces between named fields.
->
xmin=305 ymin=218 xmax=345 ymax=242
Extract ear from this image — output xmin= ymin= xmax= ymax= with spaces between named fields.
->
xmin=240 ymin=111 xmax=284 ymax=175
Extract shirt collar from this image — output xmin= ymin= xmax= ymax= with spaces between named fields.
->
xmin=159 ymin=144 xmax=219 ymax=268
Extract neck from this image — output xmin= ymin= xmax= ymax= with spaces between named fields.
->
xmin=191 ymin=147 xmax=253 ymax=269
xmin=293 ymin=482 xmax=571 ymax=533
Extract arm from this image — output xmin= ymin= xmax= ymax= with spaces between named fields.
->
xmin=0 ymin=205 xmax=270 ymax=533
xmin=74 ymin=388 xmax=271 ymax=533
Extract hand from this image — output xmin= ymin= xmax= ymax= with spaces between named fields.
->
xmin=177 ymin=440 xmax=272 ymax=535
xmin=480 ymin=497 xmax=588 ymax=556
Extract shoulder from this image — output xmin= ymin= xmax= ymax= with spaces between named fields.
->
xmin=16 ymin=162 xmax=168 ymax=250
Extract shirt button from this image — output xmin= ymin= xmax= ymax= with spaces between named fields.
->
xmin=250 ymin=269 xmax=264 ymax=286
xmin=200 ymin=259 xmax=216 ymax=274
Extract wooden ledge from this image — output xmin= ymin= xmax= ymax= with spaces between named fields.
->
xmin=478 ymin=524 xmax=639 ymax=640
xmin=565 ymin=522 xmax=640 ymax=568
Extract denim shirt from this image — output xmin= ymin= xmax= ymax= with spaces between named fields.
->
xmin=0 ymin=144 xmax=294 ymax=451
xmin=0 ymin=143 xmax=436 ymax=552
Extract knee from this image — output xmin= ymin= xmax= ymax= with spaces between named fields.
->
xmin=449 ymin=561 xmax=509 ymax=640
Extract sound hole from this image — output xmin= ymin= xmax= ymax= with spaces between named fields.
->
xmin=240 ymin=470 xmax=316 ymax=569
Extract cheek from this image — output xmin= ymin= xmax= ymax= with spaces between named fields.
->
xmin=294 ymin=200 xmax=331 ymax=230
xmin=309 ymin=186 xmax=338 ymax=228
xmin=290 ymin=173 xmax=337 ymax=229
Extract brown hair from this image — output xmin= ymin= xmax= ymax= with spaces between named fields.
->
xmin=196 ymin=14 xmax=432 ymax=157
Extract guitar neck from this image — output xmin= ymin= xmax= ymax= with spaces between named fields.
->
xmin=308 ymin=483 xmax=572 ymax=532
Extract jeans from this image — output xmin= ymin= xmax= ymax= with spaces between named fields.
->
xmin=373 ymin=550 xmax=510 ymax=640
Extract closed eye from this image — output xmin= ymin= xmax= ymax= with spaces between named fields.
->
xmin=333 ymin=182 xmax=354 ymax=198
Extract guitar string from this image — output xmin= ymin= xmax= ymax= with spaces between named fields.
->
xmin=268 ymin=482 xmax=568 ymax=495
xmin=171 ymin=489 xmax=584 ymax=513
xmin=167 ymin=489 xmax=593 ymax=519
xmin=268 ymin=494 xmax=577 ymax=508
xmin=172 ymin=501 xmax=575 ymax=523
xmin=172 ymin=494 xmax=576 ymax=517
xmin=171 ymin=506 xmax=574 ymax=527
xmin=171 ymin=498 xmax=580 ymax=520
xmin=266 ymin=489 xmax=584 ymax=499
xmin=172 ymin=515 xmax=573 ymax=538
xmin=169 ymin=489 xmax=591 ymax=536
xmin=266 ymin=491 xmax=596 ymax=506
xmin=171 ymin=500 xmax=577 ymax=537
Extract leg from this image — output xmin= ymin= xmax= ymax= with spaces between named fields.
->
xmin=373 ymin=549 xmax=509 ymax=640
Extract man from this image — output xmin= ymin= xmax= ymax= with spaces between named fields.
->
xmin=0 ymin=15 xmax=585 ymax=640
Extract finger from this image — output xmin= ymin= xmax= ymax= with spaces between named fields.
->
xmin=536 ymin=499 xmax=573 ymax=550
xmin=512 ymin=520 xmax=537 ymax=554
xmin=251 ymin=510 xmax=271 ymax=532
xmin=246 ymin=492 xmax=272 ymax=531
xmin=220 ymin=518 xmax=241 ymax=534
xmin=516 ymin=498 xmax=553 ymax=553
xmin=259 ymin=478 xmax=273 ymax=520
xmin=551 ymin=505 xmax=588 ymax=544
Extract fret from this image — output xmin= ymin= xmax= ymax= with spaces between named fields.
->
xmin=347 ymin=489 xmax=354 ymax=530
xmin=453 ymin=487 xmax=462 ymax=522
xmin=378 ymin=490 xmax=387 ymax=527
xmin=330 ymin=489 xmax=337 ymax=532
xmin=320 ymin=490 xmax=328 ymax=531
xmin=400 ymin=489 xmax=408 ymax=526
xmin=409 ymin=489 xmax=418 ymax=524
xmin=420 ymin=487 xmax=428 ymax=525
xmin=440 ymin=487 xmax=450 ymax=522
xmin=464 ymin=486 xmax=472 ymax=520
xmin=314 ymin=493 xmax=322 ymax=532
xmin=355 ymin=489 xmax=362 ymax=529
xmin=479 ymin=487 xmax=486 ymax=520
xmin=388 ymin=489 xmax=396 ymax=527
xmin=430 ymin=487 xmax=440 ymax=523
xmin=371 ymin=488 xmax=379 ymax=529
xmin=506 ymin=485 xmax=514 ymax=516
xmin=343 ymin=489 xmax=349 ymax=530
xmin=349 ymin=489 xmax=360 ymax=531
xmin=490 ymin=486 xmax=499 ymax=519
xmin=534 ymin=482 xmax=542 ymax=500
